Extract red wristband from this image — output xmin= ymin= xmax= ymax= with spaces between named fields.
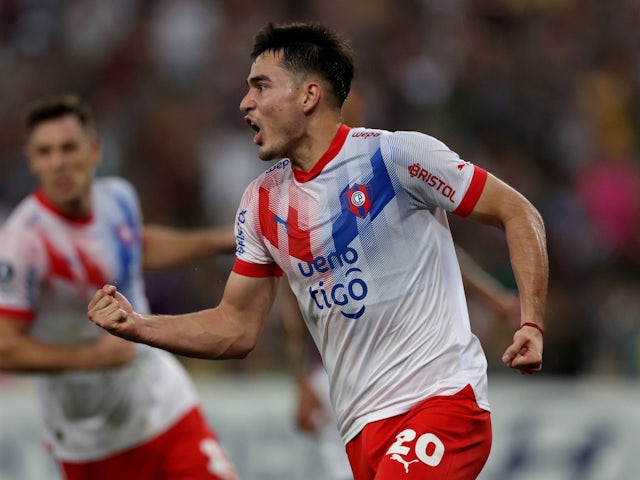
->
xmin=520 ymin=322 xmax=544 ymax=335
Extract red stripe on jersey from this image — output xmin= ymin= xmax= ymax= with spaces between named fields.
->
xmin=0 ymin=306 xmax=33 ymax=321
xmin=232 ymin=258 xmax=283 ymax=277
xmin=75 ymin=246 xmax=108 ymax=287
xmin=41 ymin=235 xmax=75 ymax=281
xmin=259 ymin=187 xmax=279 ymax=249
xmin=453 ymin=166 xmax=487 ymax=217
xmin=286 ymin=207 xmax=313 ymax=262
xmin=258 ymin=187 xmax=313 ymax=262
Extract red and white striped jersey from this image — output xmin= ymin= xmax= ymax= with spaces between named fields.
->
xmin=0 ymin=177 xmax=198 ymax=461
xmin=233 ymin=126 xmax=490 ymax=443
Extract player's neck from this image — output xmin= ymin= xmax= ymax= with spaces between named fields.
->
xmin=59 ymin=198 xmax=92 ymax=219
xmin=290 ymin=117 xmax=343 ymax=172
xmin=38 ymin=188 xmax=93 ymax=221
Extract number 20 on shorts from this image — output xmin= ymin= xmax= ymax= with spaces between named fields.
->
xmin=386 ymin=429 xmax=445 ymax=467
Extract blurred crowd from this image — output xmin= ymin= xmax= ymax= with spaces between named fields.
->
xmin=0 ymin=0 xmax=638 ymax=376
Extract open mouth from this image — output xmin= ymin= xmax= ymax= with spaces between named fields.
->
xmin=245 ymin=118 xmax=262 ymax=145
xmin=246 ymin=118 xmax=259 ymax=132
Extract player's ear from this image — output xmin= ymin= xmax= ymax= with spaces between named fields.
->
xmin=301 ymin=82 xmax=321 ymax=113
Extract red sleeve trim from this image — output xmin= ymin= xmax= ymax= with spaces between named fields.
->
xmin=232 ymin=258 xmax=283 ymax=278
xmin=453 ymin=166 xmax=487 ymax=217
xmin=0 ymin=307 xmax=33 ymax=322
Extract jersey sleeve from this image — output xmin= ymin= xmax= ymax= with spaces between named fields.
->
xmin=101 ymin=177 xmax=144 ymax=228
xmin=0 ymin=226 xmax=44 ymax=321
xmin=232 ymin=179 xmax=283 ymax=278
xmin=385 ymin=131 xmax=487 ymax=216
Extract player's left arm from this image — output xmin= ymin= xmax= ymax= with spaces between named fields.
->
xmin=141 ymin=224 xmax=236 ymax=271
xmin=467 ymin=172 xmax=548 ymax=374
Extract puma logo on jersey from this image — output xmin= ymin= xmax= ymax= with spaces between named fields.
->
xmin=274 ymin=213 xmax=290 ymax=232
xmin=390 ymin=453 xmax=419 ymax=473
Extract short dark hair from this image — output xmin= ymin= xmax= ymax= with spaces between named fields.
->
xmin=24 ymin=93 xmax=96 ymax=137
xmin=251 ymin=22 xmax=355 ymax=107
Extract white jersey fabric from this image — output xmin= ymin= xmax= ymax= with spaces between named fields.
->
xmin=0 ymin=178 xmax=198 ymax=462
xmin=233 ymin=126 xmax=491 ymax=444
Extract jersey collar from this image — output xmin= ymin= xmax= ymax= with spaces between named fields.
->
xmin=35 ymin=189 xmax=94 ymax=224
xmin=292 ymin=124 xmax=351 ymax=183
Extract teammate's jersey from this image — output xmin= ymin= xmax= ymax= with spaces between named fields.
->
xmin=0 ymin=178 xmax=198 ymax=462
xmin=233 ymin=126 xmax=490 ymax=443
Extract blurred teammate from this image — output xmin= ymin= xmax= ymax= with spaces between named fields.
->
xmin=0 ymin=93 xmax=238 ymax=480
xmin=88 ymin=22 xmax=548 ymax=480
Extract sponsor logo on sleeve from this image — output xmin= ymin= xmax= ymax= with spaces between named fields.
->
xmin=408 ymin=163 xmax=457 ymax=203
xmin=236 ymin=210 xmax=247 ymax=255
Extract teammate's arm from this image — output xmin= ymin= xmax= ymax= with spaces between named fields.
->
xmin=456 ymin=244 xmax=521 ymax=329
xmin=88 ymin=271 xmax=279 ymax=359
xmin=467 ymin=172 xmax=548 ymax=374
xmin=276 ymin=281 xmax=328 ymax=433
xmin=277 ymin=281 xmax=307 ymax=380
xmin=0 ymin=316 xmax=135 ymax=373
xmin=142 ymin=224 xmax=236 ymax=271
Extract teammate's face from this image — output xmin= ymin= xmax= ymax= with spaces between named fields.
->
xmin=240 ymin=51 xmax=307 ymax=162
xmin=25 ymin=114 xmax=99 ymax=216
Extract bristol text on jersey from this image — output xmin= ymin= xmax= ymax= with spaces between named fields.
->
xmin=408 ymin=163 xmax=457 ymax=203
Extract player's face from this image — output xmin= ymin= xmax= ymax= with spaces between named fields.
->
xmin=240 ymin=51 xmax=307 ymax=162
xmin=26 ymin=114 xmax=100 ymax=216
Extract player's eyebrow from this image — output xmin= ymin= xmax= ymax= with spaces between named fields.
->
xmin=247 ymin=74 xmax=270 ymax=86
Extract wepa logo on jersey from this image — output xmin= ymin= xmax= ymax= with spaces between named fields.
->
xmin=341 ymin=183 xmax=373 ymax=218
xmin=265 ymin=159 xmax=290 ymax=174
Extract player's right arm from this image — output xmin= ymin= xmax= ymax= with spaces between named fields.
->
xmin=88 ymin=271 xmax=279 ymax=360
xmin=467 ymin=173 xmax=547 ymax=374
xmin=0 ymin=315 xmax=135 ymax=373
xmin=141 ymin=224 xmax=237 ymax=271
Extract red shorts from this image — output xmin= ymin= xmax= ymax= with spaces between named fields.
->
xmin=59 ymin=407 xmax=238 ymax=480
xmin=345 ymin=385 xmax=492 ymax=480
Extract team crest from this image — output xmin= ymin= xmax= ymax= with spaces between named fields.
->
xmin=116 ymin=222 xmax=135 ymax=246
xmin=341 ymin=183 xmax=373 ymax=218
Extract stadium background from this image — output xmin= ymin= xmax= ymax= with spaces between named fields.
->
xmin=0 ymin=0 xmax=639 ymax=478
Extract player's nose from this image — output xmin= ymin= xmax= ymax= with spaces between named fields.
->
xmin=239 ymin=92 xmax=256 ymax=113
